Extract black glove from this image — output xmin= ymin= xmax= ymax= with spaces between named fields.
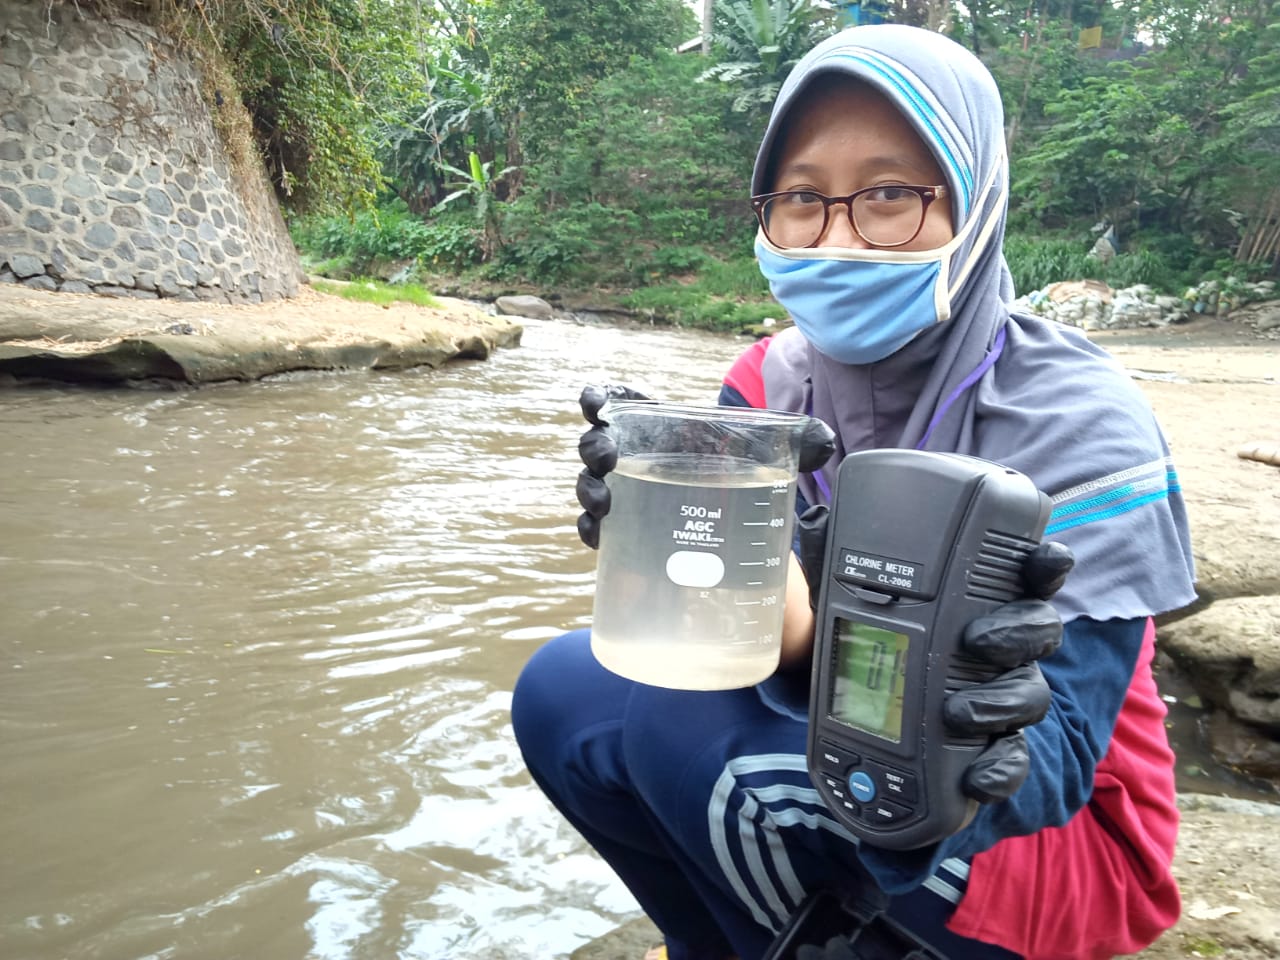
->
xmin=945 ymin=540 xmax=1074 ymax=803
xmin=574 ymin=384 xmax=836 ymax=549
xmin=798 ymin=506 xmax=1072 ymax=805
xmin=575 ymin=384 xmax=651 ymax=549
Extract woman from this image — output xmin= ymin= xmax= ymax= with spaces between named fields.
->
xmin=513 ymin=24 xmax=1196 ymax=960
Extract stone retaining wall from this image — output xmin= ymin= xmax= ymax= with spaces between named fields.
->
xmin=0 ymin=0 xmax=302 ymax=302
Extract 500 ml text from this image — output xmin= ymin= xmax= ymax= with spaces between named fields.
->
xmin=673 ymin=503 xmax=725 ymax=543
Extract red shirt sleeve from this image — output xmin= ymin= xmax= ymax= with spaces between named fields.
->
xmin=722 ymin=336 xmax=772 ymax=409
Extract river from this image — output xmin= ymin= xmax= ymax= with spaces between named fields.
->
xmin=0 ymin=316 xmax=739 ymax=960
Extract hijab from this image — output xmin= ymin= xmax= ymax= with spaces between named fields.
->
xmin=753 ymin=25 xmax=1195 ymax=622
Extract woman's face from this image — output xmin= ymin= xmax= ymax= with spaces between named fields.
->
xmin=768 ymin=80 xmax=955 ymax=251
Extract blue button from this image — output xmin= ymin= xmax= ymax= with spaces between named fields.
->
xmin=848 ymin=770 xmax=876 ymax=804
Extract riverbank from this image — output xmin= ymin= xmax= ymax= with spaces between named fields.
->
xmin=0 ymin=282 xmax=523 ymax=385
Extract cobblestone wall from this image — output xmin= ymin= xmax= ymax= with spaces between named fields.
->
xmin=0 ymin=1 xmax=302 ymax=302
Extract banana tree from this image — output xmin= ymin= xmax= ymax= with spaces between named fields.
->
xmin=437 ymin=151 xmax=519 ymax=259
xmin=698 ymin=0 xmax=836 ymax=114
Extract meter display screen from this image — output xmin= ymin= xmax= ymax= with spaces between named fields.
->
xmin=829 ymin=619 xmax=909 ymax=743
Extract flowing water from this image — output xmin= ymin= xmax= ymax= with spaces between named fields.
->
xmin=0 ymin=316 xmax=733 ymax=960
xmin=0 ymin=315 xmax=1271 ymax=960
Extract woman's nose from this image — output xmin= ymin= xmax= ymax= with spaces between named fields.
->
xmin=816 ymin=201 xmax=869 ymax=248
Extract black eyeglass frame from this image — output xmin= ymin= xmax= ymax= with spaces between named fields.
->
xmin=750 ymin=184 xmax=949 ymax=249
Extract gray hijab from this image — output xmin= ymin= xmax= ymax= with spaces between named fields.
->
xmin=754 ymin=25 xmax=1195 ymax=622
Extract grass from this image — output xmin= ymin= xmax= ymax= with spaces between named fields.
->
xmin=1183 ymin=937 xmax=1225 ymax=957
xmin=312 ymin=278 xmax=441 ymax=309
xmin=619 ymin=254 xmax=778 ymax=331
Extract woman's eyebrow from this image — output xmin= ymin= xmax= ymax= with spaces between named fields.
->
xmin=777 ymin=155 xmax=936 ymax=180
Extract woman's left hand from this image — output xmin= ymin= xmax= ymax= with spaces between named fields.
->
xmin=945 ymin=542 xmax=1074 ymax=803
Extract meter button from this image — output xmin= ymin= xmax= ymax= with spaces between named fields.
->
xmin=821 ymin=775 xmax=848 ymax=802
xmin=867 ymin=799 xmax=912 ymax=823
xmin=867 ymin=761 xmax=918 ymax=803
xmin=850 ymin=586 xmax=894 ymax=605
xmin=817 ymin=740 xmax=859 ymax=775
xmin=847 ymin=771 xmax=876 ymax=804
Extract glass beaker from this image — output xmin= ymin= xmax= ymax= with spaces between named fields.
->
xmin=590 ymin=400 xmax=821 ymax=690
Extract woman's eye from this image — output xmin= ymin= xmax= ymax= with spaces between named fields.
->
xmin=783 ymin=191 xmax=824 ymax=206
xmin=865 ymin=186 xmax=915 ymax=203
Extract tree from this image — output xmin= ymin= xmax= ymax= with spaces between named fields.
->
xmin=436 ymin=151 xmax=518 ymax=259
xmin=698 ymin=0 xmax=837 ymax=115
xmin=1202 ymin=8 xmax=1280 ymax=267
xmin=138 ymin=0 xmax=434 ymax=215
xmin=1008 ymin=0 xmax=1280 ymax=272
xmin=478 ymin=0 xmax=694 ymax=157
xmin=497 ymin=51 xmax=759 ymax=283
xmin=380 ymin=58 xmax=508 ymax=214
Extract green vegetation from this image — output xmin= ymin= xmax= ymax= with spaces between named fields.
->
xmin=697 ymin=0 xmax=836 ymax=113
xmin=1182 ymin=936 xmax=1225 ymax=957
xmin=137 ymin=0 xmax=433 ymax=215
xmin=621 ymin=256 xmax=775 ymax=330
xmin=311 ymin=278 xmax=441 ymax=308
xmin=132 ymin=0 xmax=1280 ymax=329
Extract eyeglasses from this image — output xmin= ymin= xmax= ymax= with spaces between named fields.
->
xmin=751 ymin=185 xmax=948 ymax=249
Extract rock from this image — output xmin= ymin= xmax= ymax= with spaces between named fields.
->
xmin=1231 ymin=299 xmax=1280 ymax=333
xmin=0 ymin=283 xmax=522 ymax=385
xmin=1204 ymin=710 xmax=1280 ymax=780
xmin=1157 ymin=596 xmax=1280 ymax=734
xmin=8 ymin=253 xmax=44 ymax=277
xmin=571 ymin=916 xmax=659 ymax=960
xmin=369 ymin=257 xmax=415 ymax=284
xmin=20 ymin=274 xmax=57 ymax=291
xmin=495 ymin=294 xmax=554 ymax=320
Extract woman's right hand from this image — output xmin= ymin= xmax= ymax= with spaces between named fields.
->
xmin=574 ymin=384 xmax=650 ymax=549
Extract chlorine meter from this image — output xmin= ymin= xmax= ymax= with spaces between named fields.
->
xmin=808 ymin=449 xmax=1051 ymax=850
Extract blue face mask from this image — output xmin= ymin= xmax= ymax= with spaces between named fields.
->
xmin=756 ymin=234 xmax=973 ymax=365
xmin=754 ymin=160 xmax=1003 ymax=365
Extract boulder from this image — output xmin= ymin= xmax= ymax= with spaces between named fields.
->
xmin=495 ymin=294 xmax=554 ymax=320
xmin=0 ymin=283 xmax=522 ymax=385
xmin=1203 ymin=710 xmax=1280 ymax=780
xmin=1158 ymin=596 xmax=1280 ymax=735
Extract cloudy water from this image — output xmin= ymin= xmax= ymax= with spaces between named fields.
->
xmin=0 ymin=316 xmax=733 ymax=960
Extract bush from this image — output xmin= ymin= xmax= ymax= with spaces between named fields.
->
xmin=495 ymin=200 xmax=647 ymax=285
xmin=695 ymin=255 xmax=771 ymax=299
xmin=492 ymin=50 xmax=756 ymax=287
xmin=1101 ymin=249 xmax=1181 ymax=290
xmin=623 ymin=285 xmax=777 ymax=330
xmin=1005 ymin=232 xmax=1193 ymax=296
xmin=1004 ymin=234 xmax=1098 ymax=294
xmin=291 ymin=200 xmax=483 ymax=274
xmin=619 ymin=255 xmax=779 ymax=330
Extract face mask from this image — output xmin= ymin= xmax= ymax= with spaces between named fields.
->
xmin=755 ymin=164 xmax=1003 ymax=366
xmin=756 ymin=241 xmax=951 ymax=364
